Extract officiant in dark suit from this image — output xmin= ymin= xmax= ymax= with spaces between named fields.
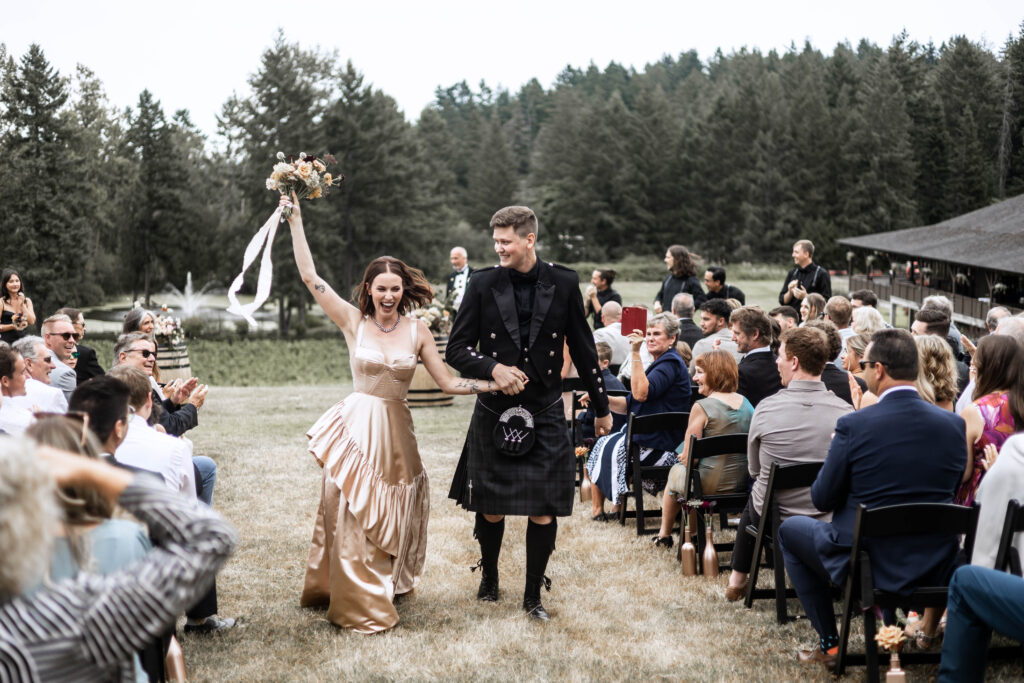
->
xmin=776 ymin=329 xmax=965 ymax=671
xmin=730 ymin=307 xmax=782 ymax=407
xmin=445 ymin=246 xmax=473 ymax=310
xmin=448 ymin=206 xmax=611 ymax=622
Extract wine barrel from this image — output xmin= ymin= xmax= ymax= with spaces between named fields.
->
xmin=408 ymin=334 xmax=453 ymax=408
xmin=156 ymin=342 xmax=193 ymax=383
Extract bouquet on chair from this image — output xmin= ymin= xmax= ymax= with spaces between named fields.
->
xmin=227 ymin=152 xmax=344 ymax=327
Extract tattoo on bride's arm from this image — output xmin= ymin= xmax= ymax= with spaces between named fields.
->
xmin=455 ymin=378 xmax=481 ymax=393
xmin=314 ymin=283 xmax=326 ymax=293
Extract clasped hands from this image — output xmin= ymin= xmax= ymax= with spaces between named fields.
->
xmin=162 ymin=377 xmax=209 ymax=408
xmin=491 ymin=364 xmax=529 ymax=396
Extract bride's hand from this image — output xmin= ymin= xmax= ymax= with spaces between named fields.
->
xmin=280 ymin=191 xmax=301 ymax=224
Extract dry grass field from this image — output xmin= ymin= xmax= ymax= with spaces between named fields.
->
xmin=178 ymin=383 xmax=1020 ymax=682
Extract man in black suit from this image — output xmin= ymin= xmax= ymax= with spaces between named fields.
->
xmin=779 ymin=239 xmax=831 ymax=321
xmin=803 ymin=319 xmax=854 ymax=406
xmin=57 ymin=307 xmax=104 ymax=383
xmin=778 ymin=329 xmax=965 ymax=671
xmin=448 ymin=206 xmax=611 ymax=621
xmin=670 ymin=293 xmax=703 ymax=351
xmin=730 ymin=306 xmax=782 ymax=407
xmin=445 ymin=246 xmax=473 ymax=310
xmin=703 ymin=266 xmax=746 ymax=304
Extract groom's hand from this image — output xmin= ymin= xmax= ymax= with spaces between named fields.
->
xmin=492 ymin=364 xmax=528 ymax=396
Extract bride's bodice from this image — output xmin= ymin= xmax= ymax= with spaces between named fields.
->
xmin=350 ymin=317 xmax=418 ymax=400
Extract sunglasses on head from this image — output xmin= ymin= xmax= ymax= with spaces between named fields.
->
xmin=130 ymin=348 xmax=158 ymax=359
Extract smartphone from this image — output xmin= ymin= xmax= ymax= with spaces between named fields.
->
xmin=620 ymin=306 xmax=647 ymax=336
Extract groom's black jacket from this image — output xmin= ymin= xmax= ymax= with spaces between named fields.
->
xmin=446 ymin=261 xmax=609 ymax=416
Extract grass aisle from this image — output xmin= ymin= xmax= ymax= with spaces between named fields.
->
xmin=181 ymin=385 xmax=1017 ymax=682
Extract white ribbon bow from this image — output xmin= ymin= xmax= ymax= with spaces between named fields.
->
xmin=226 ymin=206 xmax=283 ymax=327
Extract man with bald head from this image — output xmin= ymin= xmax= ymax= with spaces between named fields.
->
xmin=592 ymin=300 xmax=630 ymax=374
xmin=446 ymin=246 xmax=473 ymax=310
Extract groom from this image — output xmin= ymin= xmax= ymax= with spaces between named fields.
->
xmin=447 ymin=205 xmax=612 ymax=620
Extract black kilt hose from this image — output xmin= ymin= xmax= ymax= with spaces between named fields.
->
xmin=449 ymin=392 xmax=574 ymax=516
xmin=445 ymin=261 xmax=611 ymax=518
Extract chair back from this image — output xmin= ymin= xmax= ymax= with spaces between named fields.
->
xmin=682 ymin=432 xmax=749 ymax=500
xmin=757 ymin=461 xmax=824 ymax=522
xmin=626 ymin=411 xmax=688 ymax=441
xmin=995 ymin=499 xmax=1024 ymax=576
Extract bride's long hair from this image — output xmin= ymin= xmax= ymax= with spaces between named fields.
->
xmin=355 ymin=256 xmax=433 ymax=316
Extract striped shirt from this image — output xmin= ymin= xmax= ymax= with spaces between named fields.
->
xmin=0 ymin=477 xmax=237 ymax=682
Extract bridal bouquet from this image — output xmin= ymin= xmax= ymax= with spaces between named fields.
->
xmin=227 ymin=152 xmax=344 ymax=327
xmin=265 ymin=152 xmax=344 ymax=220
xmin=409 ymin=300 xmax=453 ymax=336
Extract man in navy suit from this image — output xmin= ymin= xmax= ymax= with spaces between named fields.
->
xmin=777 ymin=329 xmax=966 ymax=671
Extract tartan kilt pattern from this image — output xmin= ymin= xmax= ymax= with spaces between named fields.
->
xmin=449 ymin=397 xmax=574 ymax=516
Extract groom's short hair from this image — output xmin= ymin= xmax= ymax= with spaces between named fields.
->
xmin=490 ymin=206 xmax=538 ymax=239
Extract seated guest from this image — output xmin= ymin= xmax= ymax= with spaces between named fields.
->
xmin=0 ymin=345 xmax=34 ymax=435
xmin=842 ymin=332 xmax=877 ymax=409
xmin=803 ymin=319 xmax=854 ymax=406
xmin=585 ymin=268 xmax=622 ymax=330
xmin=823 ymin=296 xmax=855 ymax=357
xmin=11 ymin=336 xmax=68 ymax=413
xmin=109 ymin=365 xmax=197 ymax=500
xmin=690 ymin=299 xmax=741 ymax=372
xmin=655 ymin=350 xmax=753 ymax=547
xmin=852 ymin=306 xmax=886 ymax=336
xmin=26 ymin=415 xmax=153 ymax=683
xmin=592 ymin=301 xmax=630 ymax=374
xmin=939 ymin=565 xmax=1024 ymax=681
xmin=956 ymin=317 xmax=1024 ymax=414
xmin=914 ymin=334 xmax=959 ymax=412
xmin=922 ymin=294 xmax=964 ymax=360
xmin=578 ymin=342 xmax=627 ymax=441
xmin=703 ymin=266 xmax=745 ymax=305
xmin=848 ymin=289 xmax=878 ymax=310
xmin=770 ymin=306 xmax=799 ymax=332
xmin=912 ymin=308 xmax=969 ymax=396
xmin=724 ymin=327 xmax=852 ymax=599
xmin=777 ymin=330 xmax=965 ymax=671
xmin=672 ymin=293 xmax=704 ymax=350
xmin=122 ymin=307 xmax=156 ymax=335
xmin=56 ymin=307 xmax=104 ymax=383
xmin=799 ymin=293 xmax=826 ymax=326
xmin=731 ymin=306 xmax=782 ymax=408
xmin=0 ymin=438 xmax=236 ymax=681
xmin=955 ymin=335 xmax=1020 ymax=506
xmin=41 ymin=313 xmax=78 ymax=401
xmin=586 ymin=313 xmax=690 ymax=521
xmin=971 ymin=374 xmax=1024 ymax=570
xmin=113 ymin=332 xmax=206 ymax=437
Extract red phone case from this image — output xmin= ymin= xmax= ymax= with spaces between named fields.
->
xmin=620 ymin=307 xmax=647 ymax=336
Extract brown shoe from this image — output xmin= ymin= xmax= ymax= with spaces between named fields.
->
xmin=724 ymin=581 xmax=748 ymax=602
xmin=796 ymin=645 xmax=837 ymax=672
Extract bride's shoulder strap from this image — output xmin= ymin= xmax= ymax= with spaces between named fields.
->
xmin=356 ymin=316 xmax=366 ymax=348
xmin=408 ymin=314 xmax=418 ymax=347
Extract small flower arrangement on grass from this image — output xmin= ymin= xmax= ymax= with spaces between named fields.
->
xmin=266 ymin=152 xmax=344 ymax=220
xmin=409 ymin=300 xmax=452 ymax=336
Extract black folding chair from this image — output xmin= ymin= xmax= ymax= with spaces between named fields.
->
xmin=834 ymin=502 xmax=979 ymax=680
xmin=995 ymin=499 xmax=1024 ymax=577
xmin=679 ymin=432 xmax=750 ymax=572
xmin=743 ymin=461 xmax=824 ymax=623
xmin=617 ymin=411 xmax=688 ymax=535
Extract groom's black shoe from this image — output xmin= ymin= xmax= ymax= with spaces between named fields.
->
xmin=476 ymin=567 xmax=500 ymax=602
xmin=522 ymin=589 xmax=550 ymax=621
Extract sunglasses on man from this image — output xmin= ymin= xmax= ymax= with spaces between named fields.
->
xmin=46 ymin=331 xmax=81 ymax=342
xmin=129 ymin=348 xmax=158 ymax=359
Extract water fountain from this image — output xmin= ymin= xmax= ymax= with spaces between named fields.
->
xmin=161 ymin=272 xmax=216 ymax=318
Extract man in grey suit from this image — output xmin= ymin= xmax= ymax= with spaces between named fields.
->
xmin=41 ymin=313 xmax=77 ymax=402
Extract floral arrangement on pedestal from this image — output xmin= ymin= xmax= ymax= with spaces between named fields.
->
xmin=154 ymin=305 xmax=185 ymax=346
xmin=409 ymin=300 xmax=453 ymax=337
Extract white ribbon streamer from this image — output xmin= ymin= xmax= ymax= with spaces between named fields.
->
xmin=226 ymin=206 xmax=283 ymax=327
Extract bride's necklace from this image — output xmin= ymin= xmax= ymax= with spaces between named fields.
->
xmin=372 ymin=314 xmax=401 ymax=334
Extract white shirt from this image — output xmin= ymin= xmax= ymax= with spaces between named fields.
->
xmin=0 ymin=399 xmax=35 ymax=435
xmin=593 ymin=322 xmax=631 ymax=366
xmin=878 ymin=385 xmax=919 ymax=401
xmin=9 ymin=377 xmax=68 ymax=414
xmin=452 ymin=266 xmax=470 ymax=309
xmin=116 ymin=415 xmax=197 ymax=500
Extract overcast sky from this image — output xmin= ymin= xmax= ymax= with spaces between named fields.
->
xmin=5 ymin=1 xmax=1022 ymax=137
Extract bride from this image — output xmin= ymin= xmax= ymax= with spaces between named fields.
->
xmin=283 ymin=193 xmax=497 ymax=633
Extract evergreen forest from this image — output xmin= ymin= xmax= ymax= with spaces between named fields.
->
xmin=2 ymin=24 xmax=1024 ymax=329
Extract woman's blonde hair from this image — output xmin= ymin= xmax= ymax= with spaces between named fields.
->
xmin=0 ymin=439 xmax=58 ymax=598
xmin=852 ymin=306 xmax=886 ymax=336
xmin=914 ymin=335 xmax=958 ymax=405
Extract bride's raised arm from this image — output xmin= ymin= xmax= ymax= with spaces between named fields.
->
xmin=282 ymin=192 xmax=361 ymax=337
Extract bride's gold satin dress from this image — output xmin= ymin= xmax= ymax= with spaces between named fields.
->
xmin=300 ymin=317 xmax=429 ymax=633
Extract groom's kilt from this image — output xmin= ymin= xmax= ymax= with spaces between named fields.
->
xmin=449 ymin=393 xmax=574 ymax=517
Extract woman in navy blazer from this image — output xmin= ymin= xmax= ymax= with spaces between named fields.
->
xmin=586 ymin=313 xmax=691 ymax=520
